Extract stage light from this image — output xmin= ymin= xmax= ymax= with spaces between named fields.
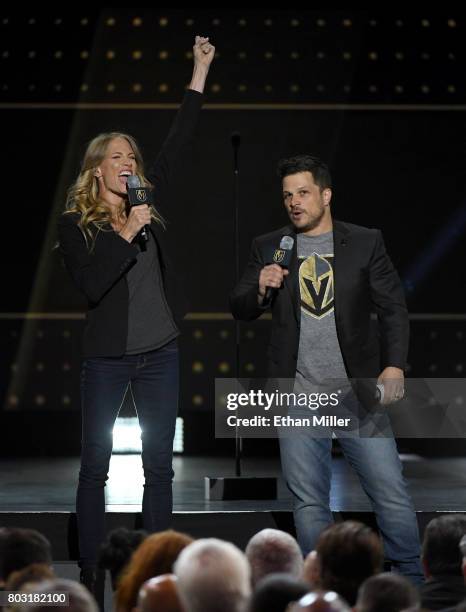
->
xmin=192 ymin=361 xmax=204 ymax=373
xmin=112 ymin=416 xmax=184 ymax=453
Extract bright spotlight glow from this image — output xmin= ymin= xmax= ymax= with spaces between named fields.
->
xmin=112 ymin=417 xmax=184 ymax=453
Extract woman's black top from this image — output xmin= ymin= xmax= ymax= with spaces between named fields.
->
xmin=57 ymin=90 xmax=203 ymax=358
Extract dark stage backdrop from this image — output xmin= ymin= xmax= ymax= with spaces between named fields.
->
xmin=2 ymin=107 xmax=466 ymax=314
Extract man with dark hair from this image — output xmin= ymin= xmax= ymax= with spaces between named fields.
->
xmin=356 ymin=572 xmax=420 ymax=612
xmin=314 ymin=521 xmax=383 ymax=606
xmin=250 ymin=573 xmax=309 ymax=612
xmin=0 ymin=528 xmax=52 ymax=583
xmin=230 ymin=153 xmax=422 ymax=583
xmin=420 ymin=514 xmax=466 ymax=610
xmin=98 ymin=527 xmax=147 ymax=590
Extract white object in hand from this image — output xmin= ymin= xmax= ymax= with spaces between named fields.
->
xmin=376 ymin=383 xmax=385 ymax=403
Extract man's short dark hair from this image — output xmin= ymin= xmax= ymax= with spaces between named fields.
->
xmin=276 ymin=154 xmax=332 ymax=191
xmin=356 ymin=572 xmax=419 ymax=612
xmin=316 ymin=521 xmax=383 ymax=606
xmin=0 ymin=528 xmax=52 ymax=580
xmin=422 ymin=514 xmax=466 ymax=576
xmin=98 ymin=527 xmax=147 ymax=590
xmin=250 ymin=573 xmax=309 ymax=612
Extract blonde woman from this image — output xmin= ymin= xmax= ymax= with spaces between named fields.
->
xmin=57 ymin=36 xmax=215 ymax=596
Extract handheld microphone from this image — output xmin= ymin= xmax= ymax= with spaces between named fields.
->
xmin=264 ymin=235 xmax=294 ymax=304
xmin=375 ymin=383 xmax=385 ymax=403
xmin=127 ymin=175 xmax=154 ymax=243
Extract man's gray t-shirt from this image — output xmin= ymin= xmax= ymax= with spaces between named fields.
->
xmin=295 ymin=231 xmax=348 ymax=393
xmin=125 ymin=232 xmax=178 ymax=354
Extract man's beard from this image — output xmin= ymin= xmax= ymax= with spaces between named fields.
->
xmin=292 ymin=208 xmax=326 ymax=233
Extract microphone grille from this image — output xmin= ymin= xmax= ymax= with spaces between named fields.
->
xmin=280 ymin=236 xmax=294 ymax=251
xmin=127 ymin=175 xmax=141 ymax=189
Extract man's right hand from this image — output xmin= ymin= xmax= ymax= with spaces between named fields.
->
xmin=119 ymin=205 xmax=151 ymax=243
xmin=258 ymin=264 xmax=289 ymax=303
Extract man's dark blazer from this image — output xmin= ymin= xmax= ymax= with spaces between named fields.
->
xmin=230 ymin=220 xmax=409 ymax=380
xmin=57 ymin=90 xmax=203 ymax=358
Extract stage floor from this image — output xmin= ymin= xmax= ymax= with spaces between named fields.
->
xmin=1 ymin=454 xmax=466 ymax=513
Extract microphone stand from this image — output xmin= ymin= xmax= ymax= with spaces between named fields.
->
xmin=204 ymin=133 xmax=277 ymax=501
xmin=232 ymin=132 xmax=242 ymax=478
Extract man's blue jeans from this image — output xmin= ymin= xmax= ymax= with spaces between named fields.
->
xmin=279 ymin=416 xmax=423 ymax=583
xmin=76 ymin=339 xmax=179 ymax=569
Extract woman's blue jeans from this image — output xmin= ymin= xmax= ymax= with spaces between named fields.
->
xmin=76 ymin=339 xmax=179 ymax=569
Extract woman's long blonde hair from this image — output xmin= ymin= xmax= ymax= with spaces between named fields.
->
xmin=64 ymin=132 xmax=164 ymax=248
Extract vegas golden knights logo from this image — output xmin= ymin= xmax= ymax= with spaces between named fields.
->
xmin=299 ymin=253 xmax=334 ymax=319
xmin=273 ymin=249 xmax=285 ymax=264
xmin=136 ymin=189 xmax=147 ymax=202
